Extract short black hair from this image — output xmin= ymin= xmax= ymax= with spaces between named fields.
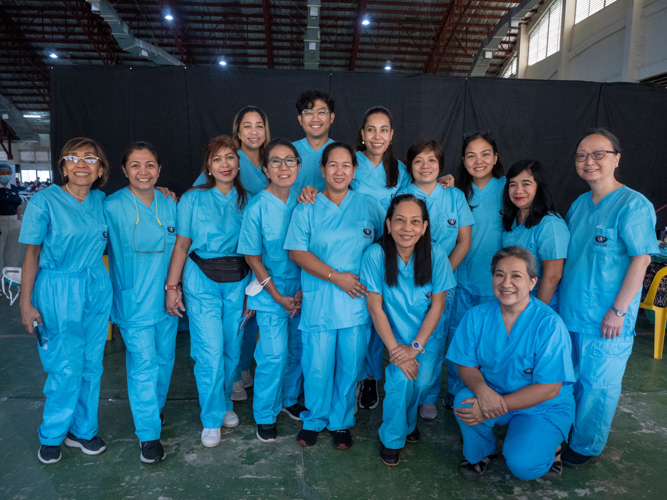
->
xmin=296 ymin=90 xmax=335 ymax=114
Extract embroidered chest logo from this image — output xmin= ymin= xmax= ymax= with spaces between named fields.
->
xmin=426 ymin=291 xmax=432 ymax=299
xmin=594 ymin=235 xmax=608 ymax=246
xmin=168 ymin=226 xmax=176 ymax=234
xmin=363 ymin=228 xmax=373 ymax=239
xmin=447 ymin=219 xmax=457 ymax=226
xmin=524 ymin=368 xmax=533 ymax=375
xmin=102 ymin=231 xmax=108 ymax=239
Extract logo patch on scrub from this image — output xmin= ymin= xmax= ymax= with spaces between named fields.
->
xmin=524 ymin=367 xmax=533 ymax=375
xmin=168 ymin=226 xmax=176 ymax=234
xmin=594 ymin=235 xmax=608 ymax=247
xmin=447 ymin=219 xmax=457 ymax=226
xmin=363 ymin=228 xmax=373 ymax=238
xmin=426 ymin=291 xmax=432 ymax=299
xmin=102 ymin=231 xmax=108 ymax=239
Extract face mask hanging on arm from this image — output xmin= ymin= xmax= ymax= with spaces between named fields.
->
xmin=246 ymin=276 xmax=271 ymax=296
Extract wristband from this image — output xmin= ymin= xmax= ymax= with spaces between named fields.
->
xmin=165 ymin=281 xmax=181 ymax=291
xmin=328 ymin=270 xmax=334 ymax=282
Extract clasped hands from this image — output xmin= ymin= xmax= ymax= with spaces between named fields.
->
xmin=389 ymin=344 xmax=420 ymax=380
xmin=454 ymin=386 xmax=508 ymax=426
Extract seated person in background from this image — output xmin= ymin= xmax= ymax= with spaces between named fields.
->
xmin=447 ymin=246 xmax=575 ymax=481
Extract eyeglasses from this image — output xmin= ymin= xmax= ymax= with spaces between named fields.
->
xmin=391 ymin=191 xmax=428 ymax=203
xmin=130 ymin=191 xmax=165 ymax=254
xmin=301 ymin=108 xmax=330 ymax=117
xmin=62 ymin=155 xmax=100 ymax=164
xmin=463 ymin=129 xmax=491 ymax=140
xmin=574 ymin=150 xmax=617 ymax=162
xmin=267 ymin=156 xmax=299 ymax=169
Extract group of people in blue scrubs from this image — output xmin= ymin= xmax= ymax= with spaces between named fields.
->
xmin=18 ymin=87 xmax=657 ymax=484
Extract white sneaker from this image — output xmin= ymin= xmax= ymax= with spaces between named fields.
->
xmin=241 ymin=370 xmax=253 ymax=388
xmin=201 ymin=428 xmax=221 ymax=447
xmin=223 ymin=411 xmax=239 ymax=428
xmin=231 ymin=380 xmax=248 ymax=401
xmin=419 ymin=403 xmax=437 ymax=420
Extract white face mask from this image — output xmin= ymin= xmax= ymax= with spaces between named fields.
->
xmin=245 ymin=276 xmax=271 ymax=296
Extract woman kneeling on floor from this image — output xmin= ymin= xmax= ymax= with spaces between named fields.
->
xmin=446 ymin=246 xmax=575 ymax=481
xmin=361 ymin=194 xmax=455 ymax=466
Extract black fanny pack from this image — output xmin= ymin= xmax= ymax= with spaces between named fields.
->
xmin=189 ymin=252 xmax=250 ymax=283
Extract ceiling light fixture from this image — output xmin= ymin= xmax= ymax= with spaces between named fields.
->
xmin=49 ymin=52 xmax=58 ymax=59
xmin=23 ymin=114 xmax=41 ymax=118
xmin=361 ymin=14 xmax=370 ymax=26
xmin=384 ymin=60 xmax=392 ymax=70
xmin=217 ymin=56 xmax=227 ymax=66
xmin=163 ymin=8 xmax=174 ymax=21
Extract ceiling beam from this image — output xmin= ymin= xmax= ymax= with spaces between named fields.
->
xmin=155 ymin=0 xmax=195 ymax=64
xmin=348 ymin=0 xmax=368 ymax=71
xmin=62 ymin=0 xmax=119 ymax=65
xmin=261 ymin=0 xmax=274 ymax=69
xmin=425 ymin=0 xmax=474 ymax=74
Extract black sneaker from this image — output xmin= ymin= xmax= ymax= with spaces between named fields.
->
xmin=380 ymin=445 xmax=400 ymax=466
xmin=140 ymin=440 xmax=166 ymax=464
xmin=331 ymin=429 xmax=353 ymax=450
xmin=406 ymin=427 xmax=420 ymax=444
xmin=358 ymin=379 xmax=379 ymax=409
xmin=257 ymin=424 xmax=278 ymax=443
xmin=64 ymin=432 xmax=107 ymax=455
xmin=38 ymin=444 xmax=62 ymax=464
xmin=443 ymin=393 xmax=455 ymax=409
xmin=562 ymin=448 xmax=594 ymax=468
xmin=296 ymin=429 xmax=318 ymax=447
xmin=281 ymin=404 xmax=307 ymax=421
xmin=160 ymin=413 xmax=165 ymax=426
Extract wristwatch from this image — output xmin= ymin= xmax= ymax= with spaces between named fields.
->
xmin=411 ymin=340 xmax=425 ymax=354
xmin=610 ymin=305 xmax=625 ymax=317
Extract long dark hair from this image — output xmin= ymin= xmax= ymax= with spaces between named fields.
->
xmin=456 ymin=131 xmax=504 ymax=207
xmin=355 ymin=106 xmax=399 ymax=188
xmin=380 ymin=194 xmax=432 ymax=288
xmin=232 ymin=106 xmax=271 ymax=160
xmin=195 ymin=135 xmax=248 ymax=209
xmin=501 ymin=160 xmax=561 ymax=232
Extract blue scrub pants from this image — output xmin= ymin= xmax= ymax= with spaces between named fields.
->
xmin=34 ymin=264 xmax=112 ymax=445
xmin=569 ymin=331 xmax=634 ymax=456
xmin=364 ymin=325 xmax=385 ymax=381
xmin=454 ymin=388 xmax=563 ymax=480
xmin=301 ymin=323 xmax=370 ymax=432
xmin=119 ymin=315 xmax=179 ymax=442
xmin=380 ymin=339 xmax=439 ymax=449
xmin=183 ymin=260 xmax=250 ymax=429
xmin=253 ymin=312 xmax=303 ymax=424
xmin=423 ymin=289 xmax=455 ymax=404
xmin=235 ymin=315 xmax=258 ymax=381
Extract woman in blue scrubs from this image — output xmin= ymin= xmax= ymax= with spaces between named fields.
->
xmin=237 ymin=138 xmax=305 ymax=443
xmin=285 ymin=142 xmax=384 ymax=449
xmin=104 ymin=142 xmax=178 ymax=463
xmin=19 ymin=137 xmax=113 ymax=464
xmin=165 ymin=135 xmax=252 ymax=448
xmin=448 ymin=246 xmax=576 ymax=481
xmin=560 ymin=129 xmax=657 ymax=468
xmin=501 ymin=160 xmax=569 ymax=311
xmin=446 ymin=132 xmax=505 ymax=410
xmin=362 ymin=194 xmax=456 ymax=466
xmin=401 ymin=139 xmax=474 ymax=420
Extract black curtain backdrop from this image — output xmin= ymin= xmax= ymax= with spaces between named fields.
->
xmin=51 ymin=66 xmax=667 ymax=230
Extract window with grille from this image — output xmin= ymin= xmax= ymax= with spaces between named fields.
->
xmin=528 ymin=0 xmax=563 ymax=66
xmin=502 ymin=57 xmax=518 ymax=78
xmin=575 ymin=0 xmax=616 ymax=24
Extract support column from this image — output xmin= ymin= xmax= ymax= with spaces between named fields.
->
xmin=559 ymin=0 xmax=576 ymax=80
xmin=621 ymin=0 xmax=645 ymax=82
xmin=517 ymin=23 xmax=529 ymax=78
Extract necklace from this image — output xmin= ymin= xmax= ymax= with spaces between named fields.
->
xmin=66 ymin=183 xmax=86 ymax=203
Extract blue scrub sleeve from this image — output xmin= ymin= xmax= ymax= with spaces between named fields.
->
xmin=446 ymin=309 xmax=480 ymax=367
xmin=237 ymin=205 xmax=263 ymax=255
xmin=283 ymin=204 xmax=310 ymax=251
xmin=532 ymin=317 xmax=576 ymax=385
xmin=455 ymin=188 xmax=475 ymax=227
xmin=360 ymin=245 xmax=384 ymax=295
xmin=176 ymin=191 xmax=194 ymax=239
xmin=19 ymin=194 xmax=50 ymax=245
xmin=432 ymin=248 xmax=457 ymax=293
xmin=619 ymin=205 xmax=659 ymax=256
xmin=536 ymin=215 xmax=570 ymax=261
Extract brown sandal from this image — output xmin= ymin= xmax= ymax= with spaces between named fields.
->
xmin=458 ymin=453 xmax=498 ymax=481
xmin=541 ymin=446 xmax=563 ymax=481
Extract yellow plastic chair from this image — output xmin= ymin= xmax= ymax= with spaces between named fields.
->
xmin=639 ymin=266 xmax=667 ymax=359
xmin=102 ymin=255 xmax=113 ymax=341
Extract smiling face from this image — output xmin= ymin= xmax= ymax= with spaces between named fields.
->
xmin=122 ymin=149 xmax=160 ymax=193
xmin=62 ymin=146 xmax=104 ymax=188
xmin=386 ymin=200 xmax=428 ymax=253
xmin=360 ymin=112 xmax=394 ymax=159
xmin=322 ymin=146 xmax=356 ymax=194
xmin=297 ymin=99 xmax=334 ymax=141
xmin=208 ymin=147 xmax=239 ymax=188
xmin=411 ymin=149 xmax=440 ymax=184
xmin=262 ymin=144 xmax=300 ymax=189
xmin=238 ymin=111 xmax=266 ymax=152
xmin=508 ymin=169 xmax=537 ymax=213
xmin=464 ymin=137 xmax=497 ymax=183
xmin=575 ymin=134 xmax=620 ymax=184
xmin=492 ymin=256 xmax=537 ymax=308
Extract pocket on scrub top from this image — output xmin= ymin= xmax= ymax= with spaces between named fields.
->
xmin=357 ymin=222 xmax=375 ymax=248
xmin=443 ymin=212 xmax=459 ymax=230
xmin=98 ymin=223 xmax=109 ymax=242
xmin=592 ymin=228 xmax=616 ymax=254
xmin=164 ymin=219 xmax=177 ymax=239
xmin=516 ymin=355 xmax=535 ymax=380
xmin=197 ymin=207 xmax=210 ymax=223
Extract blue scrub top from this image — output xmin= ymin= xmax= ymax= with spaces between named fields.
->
xmin=193 ymin=149 xmax=268 ymax=196
xmin=104 ymin=188 xmax=178 ymax=327
xmin=361 ymin=243 xmax=457 ymax=344
xmin=560 ymin=186 xmax=658 ymax=336
xmin=19 ymin=185 xmax=108 ymax=271
xmin=457 ymin=177 xmax=505 ymax=297
xmin=351 ymin=151 xmax=410 ymax=211
xmin=177 ymin=186 xmax=247 ymax=258
xmin=501 ymin=213 xmax=569 ymax=300
xmin=237 ymin=190 xmax=301 ymax=314
xmin=284 ymin=190 xmax=385 ymax=332
xmin=403 ymin=184 xmax=475 ymax=255
xmin=447 ymin=298 xmax=576 ymax=433
xmin=292 ymin=137 xmax=334 ymax=195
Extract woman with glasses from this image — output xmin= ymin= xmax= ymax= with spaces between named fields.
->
xmin=285 ymin=142 xmax=384 ymax=450
xmin=362 ymin=194 xmax=455 ymax=466
xmin=165 ymin=135 xmax=251 ymax=448
xmin=103 ymin=142 xmax=178 ymax=463
xmin=559 ymin=129 xmax=657 ymax=468
xmin=501 ymin=160 xmax=569 ymax=311
xmin=401 ymin=139 xmax=474 ymax=420
xmin=19 ymin=138 xmax=113 ymax=464
xmin=238 ymin=138 xmax=305 ymax=443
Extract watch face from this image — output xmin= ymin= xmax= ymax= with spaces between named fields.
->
xmin=412 ymin=342 xmax=419 ymax=349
